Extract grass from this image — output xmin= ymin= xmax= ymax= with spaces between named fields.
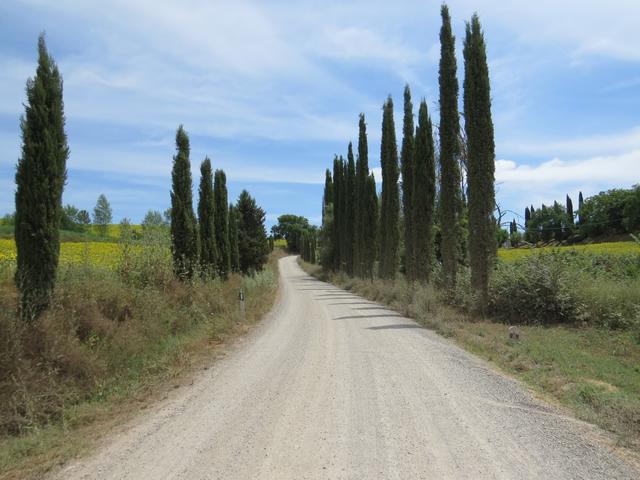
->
xmin=299 ymin=259 xmax=640 ymax=450
xmin=499 ymin=240 xmax=640 ymax=262
xmin=0 ymin=241 xmax=283 ymax=479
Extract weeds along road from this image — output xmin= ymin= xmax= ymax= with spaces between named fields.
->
xmin=55 ymin=256 xmax=639 ymax=480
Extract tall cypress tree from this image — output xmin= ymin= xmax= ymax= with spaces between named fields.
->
xmin=15 ymin=34 xmax=69 ymax=321
xmin=198 ymin=157 xmax=218 ymax=277
xmin=365 ymin=173 xmax=379 ymax=279
xmin=413 ymin=100 xmax=436 ymax=283
xmin=170 ymin=125 xmax=198 ymax=280
xmin=354 ymin=113 xmax=370 ymax=278
xmin=214 ymin=169 xmax=231 ymax=278
xmin=345 ymin=143 xmax=356 ymax=275
xmin=524 ymin=206 xmax=531 ymax=228
xmin=439 ymin=4 xmax=463 ymax=289
xmin=229 ymin=204 xmax=240 ymax=273
xmin=378 ymin=97 xmax=400 ymax=279
xmin=332 ymin=156 xmax=342 ymax=271
xmin=322 ymin=168 xmax=333 ymax=224
xmin=578 ymin=191 xmax=584 ymax=225
xmin=464 ymin=14 xmax=496 ymax=310
xmin=566 ymin=195 xmax=574 ymax=225
xmin=400 ymin=85 xmax=416 ymax=280
xmin=338 ymin=156 xmax=348 ymax=271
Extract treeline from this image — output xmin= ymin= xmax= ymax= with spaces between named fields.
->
xmin=270 ymin=214 xmax=317 ymax=263
xmin=317 ymin=5 xmax=497 ymax=309
xmin=11 ymin=34 xmax=269 ymax=322
xmin=522 ymin=186 xmax=640 ymax=244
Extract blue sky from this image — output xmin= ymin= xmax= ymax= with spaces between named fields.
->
xmin=1 ymin=0 xmax=640 ymax=230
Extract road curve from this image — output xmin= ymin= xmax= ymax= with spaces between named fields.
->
xmin=55 ymin=256 xmax=639 ymax=480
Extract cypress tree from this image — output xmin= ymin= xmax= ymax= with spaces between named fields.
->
xmin=524 ymin=206 xmax=531 ymax=228
xmin=332 ymin=156 xmax=342 ymax=271
xmin=354 ymin=113 xmax=370 ymax=278
xmin=198 ymin=157 xmax=218 ymax=277
xmin=170 ymin=125 xmax=198 ymax=280
xmin=322 ymin=169 xmax=333 ymax=224
xmin=15 ymin=34 xmax=69 ymax=321
xmin=229 ymin=204 xmax=240 ymax=273
xmin=214 ymin=169 xmax=231 ymax=278
xmin=379 ymin=96 xmax=400 ymax=279
xmin=566 ymin=195 xmax=574 ymax=224
xmin=413 ymin=100 xmax=436 ymax=283
xmin=439 ymin=4 xmax=463 ymax=289
xmin=345 ymin=143 xmax=356 ymax=275
xmin=401 ymin=85 xmax=416 ymax=280
xmin=365 ymin=173 xmax=379 ymax=279
xmin=464 ymin=14 xmax=496 ymax=310
xmin=578 ymin=191 xmax=584 ymax=224
xmin=236 ymin=190 xmax=269 ymax=273
xmin=338 ymin=156 xmax=348 ymax=271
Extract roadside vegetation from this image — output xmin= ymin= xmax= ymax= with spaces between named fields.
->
xmin=0 ymin=34 xmax=277 ymax=479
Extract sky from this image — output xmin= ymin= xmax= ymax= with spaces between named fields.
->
xmin=1 ymin=0 xmax=640 ymax=231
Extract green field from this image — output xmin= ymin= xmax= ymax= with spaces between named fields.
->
xmin=498 ymin=241 xmax=640 ymax=262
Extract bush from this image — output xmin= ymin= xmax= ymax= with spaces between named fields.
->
xmin=490 ymin=251 xmax=640 ymax=328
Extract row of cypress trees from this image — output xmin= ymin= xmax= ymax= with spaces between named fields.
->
xmin=320 ymin=5 xmax=496 ymax=309
xmin=169 ymin=125 xmax=249 ymax=280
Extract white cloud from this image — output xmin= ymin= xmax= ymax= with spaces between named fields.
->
xmin=502 ymin=126 xmax=640 ymax=158
xmin=496 ymin=150 xmax=640 ymax=187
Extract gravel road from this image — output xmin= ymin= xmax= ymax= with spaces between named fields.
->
xmin=55 ymin=256 xmax=639 ymax=479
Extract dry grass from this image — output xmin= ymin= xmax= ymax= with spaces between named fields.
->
xmin=0 ymin=245 xmax=282 ymax=479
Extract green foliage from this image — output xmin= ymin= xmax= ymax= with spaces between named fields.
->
xmin=198 ymin=158 xmax=218 ymax=277
xmin=438 ymin=4 xmax=462 ymax=289
xmin=93 ymin=194 xmax=113 ymax=237
xmin=332 ymin=156 xmax=344 ymax=271
xmin=14 ymin=34 xmax=69 ymax=321
xmin=142 ymin=210 xmax=165 ymax=230
xmin=464 ymin=13 xmax=496 ymax=309
xmin=526 ymin=202 xmax=569 ymax=243
xmin=271 ymin=214 xmax=309 ymax=251
xmin=236 ymin=190 xmax=269 ymax=274
xmin=322 ymin=169 xmax=333 ymax=225
xmin=490 ymin=251 xmax=640 ymax=328
xmin=169 ymin=125 xmax=198 ymax=280
xmin=579 ymin=186 xmax=640 ymax=237
xmin=413 ymin=100 xmax=436 ymax=283
xmin=354 ymin=113 xmax=375 ymax=278
xmin=400 ymin=85 xmax=416 ymax=280
xmin=378 ymin=97 xmax=400 ymax=279
xmin=228 ymin=204 xmax=240 ymax=273
xmin=345 ymin=143 xmax=356 ymax=274
xmin=213 ymin=169 xmax=231 ymax=278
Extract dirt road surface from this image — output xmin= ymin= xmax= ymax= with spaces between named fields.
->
xmin=55 ymin=256 xmax=639 ymax=479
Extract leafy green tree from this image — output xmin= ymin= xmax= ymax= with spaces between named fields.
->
xmin=77 ymin=209 xmax=91 ymax=229
xmin=198 ymin=158 xmax=218 ymax=276
xmin=345 ymin=143 xmax=356 ymax=274
xmin=378 ymin=97 xmax=400 ymax=279
xmin=93 ymin=194 xmax=112 ymax=237
xmin=413 ymin=100 xmax=436 ymax=283
xmin=439 ymin=4 xmax=463 ymax=289
xmin=272 ymin=214 xmax=310 ymax=250
xmin=170 ymin=126 xmax=198 ymax=280
xmin=14 ymin=34 xmax=69 ymax=321
xmin=229 ymin=204 xmax=240 ymax=273
xmin=400 ymin=85 xmax=416 ymax=280
xmin=464 ymin=13 xmax=496 ymax=309
xmin=579 ymin=187 xmax=639 ymax=237
xmin=236 ymin=190 xmax=269 ymax=273
xmin=142 ymin=210 xmax=165 ymax=231
xmin=213 ymin=169 xmax=231 ymax=278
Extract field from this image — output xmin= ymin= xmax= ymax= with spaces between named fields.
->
xmin=0 ymin=239 xmax=121 ymax=268
xmin=498 ymin=241 xmax=640 ymax=262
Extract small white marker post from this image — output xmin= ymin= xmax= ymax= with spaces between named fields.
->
xmin=239 ymin=289 xmax=245 ymax=320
